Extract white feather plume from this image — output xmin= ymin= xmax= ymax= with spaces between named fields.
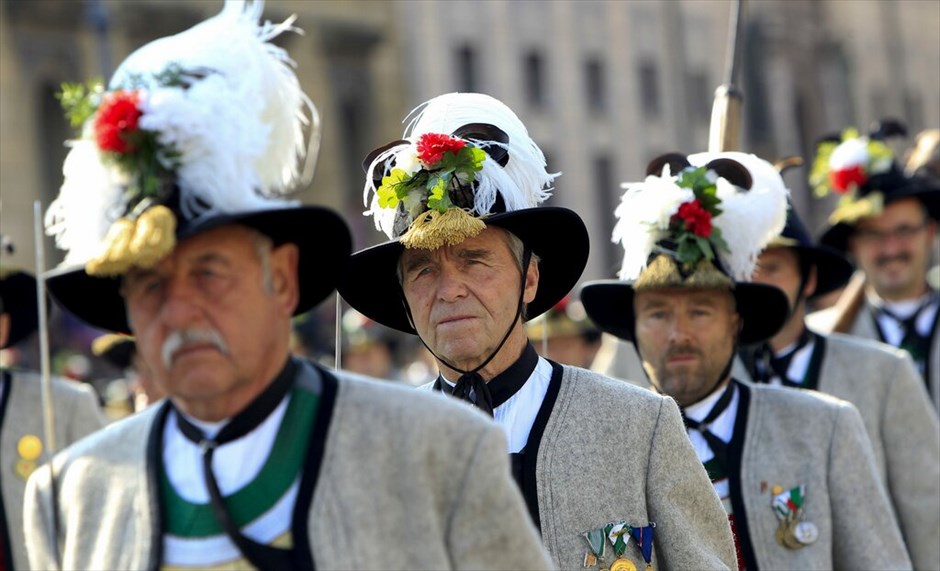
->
xmin=363 ymin=92 xmax=556 ymax=240
xmin=687 ymin=152 xmax=789 ymax=280
xmin=47 ymin=0 xmax=313 ymax=264
xmin=613 ymin=152 xmax=789 ymax=282
xmin=613 ymin=165 xmax=694 ymax=280
xmin=45 ymin=140 xmax=126 ymax=266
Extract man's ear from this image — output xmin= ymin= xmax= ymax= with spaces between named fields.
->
xmin=270 ymin=243 xmax=300 ymax=316
xmin=523 ymin=258 xmax=540 ymax=305
xmin=804 ymin=265 xmax=819 ymax=299
xmin=0 ymin=313 xmax=10 ymax=349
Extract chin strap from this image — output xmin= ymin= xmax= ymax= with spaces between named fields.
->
xmin=401 ymin=248 xmax=532 ymax=415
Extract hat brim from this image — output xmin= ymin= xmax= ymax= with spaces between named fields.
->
xmin=579 ymin=279 xmax=789 ymax=346
xmin=0 ymin=271 xmax=39 ymax=348
xmin=339 ymin=207 xmax=589 ymax=334
xmin=45 ymin=206 xmax=351 ymax=333
xmin=790 ymin=245 xmax=855 ymax=298
xmin=819 ymin=186 xmax=940 ymax=252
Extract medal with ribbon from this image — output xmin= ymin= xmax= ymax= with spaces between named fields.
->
xmin=772 ymin=485 xmax=818 ymax=548
xmin=630 ymin=523 xmax=655 ymax=571
xmin=582 ymin=527 xmax=607 ymax=569
xmin=605 ymin=520 xmax=635 ymax=571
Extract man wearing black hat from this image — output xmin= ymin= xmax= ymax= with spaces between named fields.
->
xmin=24 ymin=5 xmax=549 ymax=569
xmin=582 ymin=151 xmax=911 ymax=570
xmin=733 ymin=158 xmax=939 ymax=570
xmin=341 ymin=92 xmax=737 ymax=570
xmin=1 ymin=248 xmax=105 ymax=571
xmin=806 ymin=125 xmax=940 ymax=411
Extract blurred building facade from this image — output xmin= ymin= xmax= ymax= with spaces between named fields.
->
xmin=1 ymin=0 xmax=938 ymax=284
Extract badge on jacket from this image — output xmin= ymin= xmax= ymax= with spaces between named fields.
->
xmin=15 ymin=434 xmax=42 ymax=480
xmin=582 ymin=520 xmax=656 ymax=571
xmin=772 ymin=484 xmax=819 ymax=548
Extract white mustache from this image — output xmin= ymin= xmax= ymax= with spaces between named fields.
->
xmin=161 ymin=329 xmax=229 ymax=368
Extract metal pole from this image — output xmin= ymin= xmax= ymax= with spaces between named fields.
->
xmin=34 ymin=201 xmax=56 ymax=456
xmin=334 ymin=292 xmax=342 ymax=370
xmin=708 ymin=0 xmax=746 ymax=153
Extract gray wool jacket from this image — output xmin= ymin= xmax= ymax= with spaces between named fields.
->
xmin=734 ymin=332 xmax=940 ymax=571
xmin=430 ymin=364 xmax=739 ymax=571
xmin=733 ymin=382 xmax=912 ymax=570
xmin=24 ymin=361 xmax=553 ymax=570
xmin=594 ymin=341 xmax=917 ymax=569
xmin=808 ymin=298 xmax=940 ymax=413
xmin=0 ymin=369 xmax=105 ymax=571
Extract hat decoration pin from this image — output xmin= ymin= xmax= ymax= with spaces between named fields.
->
xmin=808 ymin=122 xmax=904 ymax=226
xmin=45 ymin=0 xmax=319 ymax=277
xmin=362 ymin=92 xmax=556 ymax=249
xmin=615 ymin=152 xmax=788 ymax=288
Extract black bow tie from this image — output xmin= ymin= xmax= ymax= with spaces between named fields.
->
xmin=441 ymin=343 xmax=539 ymax=416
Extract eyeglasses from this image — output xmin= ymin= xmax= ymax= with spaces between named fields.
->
xmin=853 ymin=223 xmax=927 ymax=244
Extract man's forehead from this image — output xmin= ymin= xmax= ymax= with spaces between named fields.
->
xmin=758 ymin=247 xmax=799 ymax=266
xmin=126 ymin=225 xmax=257 ymax=275
xmin=857 ymin=198 xmax=927 ymax=228
xmin=401 ymin=227 xmax=509 ymax=260
xmin=635 ymin=287 xmax=733 ymax=306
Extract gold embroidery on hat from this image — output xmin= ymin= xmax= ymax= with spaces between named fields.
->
xmin=828 ymin=191 xmax=884 ymax=225
xmin=400 ymin=208 xmax=486 ymax=250
xmin=634 ymin=255 xmax=733 ymax=290
xmin=86 ymin=205 xmax=177 ymax=277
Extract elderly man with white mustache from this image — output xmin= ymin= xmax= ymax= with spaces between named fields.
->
xmin=23 ymin=3 xmax=551 ymax=569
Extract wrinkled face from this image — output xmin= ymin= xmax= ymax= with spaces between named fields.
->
xmin=849 ymin=198 xmax=936 ymax=300
xmin=752 ymin=247 xmax=815 ymax=317
xmin=122 ymin=225 xmax=299 ymax=420
xmin=400 ymin=227 xmax=538 ymax=372
xmin=634 ymin=287 xmax=740 ymax=407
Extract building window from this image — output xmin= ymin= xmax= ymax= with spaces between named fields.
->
xmin=685 ymin=70 xmax=711 ymax=125
xmin=524 ymin=50 xmax=546 ymax=107
xmin=639 ymin=61 xmax=660 ymax=118
xmin=456 ymin=44 xmax=478 ymax=92
xmin=584 ymin=57 xmax=606 ymax=112
xmin=592 ymin=154 xmax=619 ymax=273
xmin=904 ymin=89 xmax=923 ymax=130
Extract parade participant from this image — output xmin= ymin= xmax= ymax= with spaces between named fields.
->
xmin=733 ymin=154 xmax=940 ymax=570
xmin=339 ymin=92 xmax=737 ymax=570
xmin=581 ymin=152 xmax=911 ymax=570
xmin=24 ymin=4 xmax=550 ymax=569
xmin=525 ymin=294 xmax=602 ymax=369
xmin=0 ymin=238 xmax=105 ymax=571
xmin=92 ymin=333 xmax=165 ymax=414
xmin=340 ymin=308 xmax=403 ymax=381
xmin=806 ymin=124 xmax=940 ymax=410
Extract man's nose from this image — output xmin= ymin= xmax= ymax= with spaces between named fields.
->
xmin=159 ymin=275 xmax=201 ymax=326
xmin=436 ymin=263 xmax=467 ymax=302
xmin=667 ymin=313 xmax=694 ymax=343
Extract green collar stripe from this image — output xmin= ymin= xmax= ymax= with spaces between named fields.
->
xmin=162 ymin=388 xmax=319 ymax=537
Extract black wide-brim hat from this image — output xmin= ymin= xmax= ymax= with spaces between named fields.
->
xmin=775 ymin=207 xmax=854 ymax=298
xmin=579 ymin=279 xmax=789 ymax=346
xmin=339 ymin=206 xmax=590 ymax=334
xmin=819 ymin=172 xmax=940 ymax=252
xmin=0 ymin=271 xmax=39 ymax=348
xmin=45 ymin=206 xmax=351 ymax=334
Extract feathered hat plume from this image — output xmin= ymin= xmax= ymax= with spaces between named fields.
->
xmin=362 ymin=92 xmax=556 ymax=249
xmin=613 ymin=152 xmax=788 ymax=285
xmin=45 ymin=0 xmax=319 ymax=276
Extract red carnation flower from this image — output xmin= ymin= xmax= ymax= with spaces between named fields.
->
xmin=673 ymin=199 xmax=713 ymax=238
xmin=829 ymin=165 xmax=866 ymax=194
xmin=416 ymin=133 xmax=466 ymax=167
xmin=95 ymin=90 xmax=143 ymax=154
